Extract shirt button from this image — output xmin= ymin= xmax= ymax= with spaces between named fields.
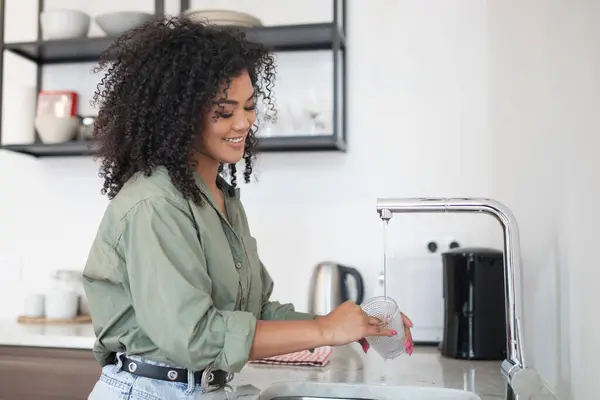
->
xmin=235 ymin=262 xmax=242 ymax=269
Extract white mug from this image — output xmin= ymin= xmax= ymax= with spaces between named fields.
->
xmin=45 ymin=290 xmax=79 ymax=320
xmin=23 ymin=294 xmax=45 ymax=318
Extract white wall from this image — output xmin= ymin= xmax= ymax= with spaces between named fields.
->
xmin=0 ymin=0 xmax=495 ymax=316
xmin=2 ymin=0 xmax=599 ymax=398
xmin=487 ymin=1 xmax=600 ymax=399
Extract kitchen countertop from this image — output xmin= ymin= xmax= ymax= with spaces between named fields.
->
xmin=217 ymin=346 xmax=561 ymax=400
xmin=0 ymin=319 xmax=560 ymax=400
xmin=0 ymin=318 xmax=95 ymax=349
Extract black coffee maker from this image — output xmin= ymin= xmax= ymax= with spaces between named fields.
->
xmin=440 ymin=247 xmax=507 ymax=360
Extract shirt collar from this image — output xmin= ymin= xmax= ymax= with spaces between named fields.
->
xmin=193 ymin=171 xmax=239 ymax=199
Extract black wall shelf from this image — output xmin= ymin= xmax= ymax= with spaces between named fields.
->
xmin=4 ymin=36 xmax=120 ymax=65
xmin=2 ymin=141 xmax=98 ymax=157
xmin=4 ymin=23 xmax=345 ymax=64
xmin=1 ymin=135 xmax=344 ymax=157
xmin=0 ymin=1 xmax=347 ymax=156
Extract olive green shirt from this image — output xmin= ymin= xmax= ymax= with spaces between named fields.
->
xmin=82 ymin=167 xmax=314 ymax=373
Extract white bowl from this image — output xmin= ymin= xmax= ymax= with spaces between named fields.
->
xmin=95 ymin=11 xmax=155 ymax=37
xmin=40 ymin=9 xmax=90 ymax=40
xmin=35 ymin=115 xmax=80 ymax=144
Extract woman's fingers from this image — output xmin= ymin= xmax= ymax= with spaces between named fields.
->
xmin=401 ymin=312 xmax=413 ymax=328
xmin=367 ymin=313 xmax=412 ymax=328
xmin=366 ymin=325 xmax=396 ymax=337
xmin=357 ymin=337 xmax=370 ymax=353
xmin=399 ymin=312 xmax=414 ymax=355
xmin=403 ymin=323 xmax=414 ymax=355
xmin=367 ymin=316 xmax=383 ymax=326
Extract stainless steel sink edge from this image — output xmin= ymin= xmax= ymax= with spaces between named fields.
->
xmin=256 ymin=381 xmax=482 ymax=400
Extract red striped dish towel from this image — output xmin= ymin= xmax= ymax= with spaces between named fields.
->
xmin=249 ymin=346 xmax=333 ymax=367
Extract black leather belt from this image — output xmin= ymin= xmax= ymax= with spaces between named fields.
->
xmin=117 ymin=354 xmax=231 ymax=389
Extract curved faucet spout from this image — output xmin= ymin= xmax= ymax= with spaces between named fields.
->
xmin=376 ymin=197 xmax=543 ymax=397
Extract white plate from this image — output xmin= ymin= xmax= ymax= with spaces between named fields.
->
xmin=183 ymin=9 xmax=262 ymax=27
xmin=202 ymin=19 xmax=258 ymax=28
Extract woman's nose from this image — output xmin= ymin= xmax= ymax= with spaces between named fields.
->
xmin=232 ymin=115 xmax=251 ymax=132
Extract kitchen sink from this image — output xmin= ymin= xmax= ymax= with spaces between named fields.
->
xmin=258 ymin=382 xmax=481 ymax=400
xmin=269 ymin=398 xmax=375 ymax=400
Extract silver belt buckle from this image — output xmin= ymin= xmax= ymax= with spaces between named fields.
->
xmin=201 ymin=366 xmax=235 ymax=393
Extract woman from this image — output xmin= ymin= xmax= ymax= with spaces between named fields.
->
xmin=83 ymin=16 xmax=414 ymax=399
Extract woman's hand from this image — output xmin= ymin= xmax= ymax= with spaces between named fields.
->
xmin=315 ymin=300 xmax=397 ymax=346
xmin=357 ymin=311 xmax=414 ymax=355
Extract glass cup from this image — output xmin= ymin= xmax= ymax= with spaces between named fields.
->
xmin=361 ymin=296 xmax=407 ymax=359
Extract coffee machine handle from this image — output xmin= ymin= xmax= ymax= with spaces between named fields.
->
xmin=339 ymin=266 xmax=365 ymax=305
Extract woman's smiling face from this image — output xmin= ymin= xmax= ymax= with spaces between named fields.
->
xmin=198 ymin=70 xmax=257 ymax=165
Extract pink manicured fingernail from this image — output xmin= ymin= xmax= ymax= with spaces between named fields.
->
xmin=392 ymin=330 xmax=398 ymax=335
xmin=407 ymin=346 xmax=413 ymax=356
xmin=404 ymin=339 xmax=411 ymax=349
xmin=362 ymin=342 xmax=370 ymax=353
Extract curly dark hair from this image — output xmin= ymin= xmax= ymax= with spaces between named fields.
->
xmin=91 ymin=16 xmax=276 ymax=204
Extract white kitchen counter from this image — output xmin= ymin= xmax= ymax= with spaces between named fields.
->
xmin=0 ymin=319 xmax=560 ymax=400
xmin=0 ymin=319 xmax=95 ymax=349
xmin=219 ymin=346 xmax=560 ymax=400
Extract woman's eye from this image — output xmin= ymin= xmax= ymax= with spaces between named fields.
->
xmin=216 ymin=104 xmax=255 ymax=118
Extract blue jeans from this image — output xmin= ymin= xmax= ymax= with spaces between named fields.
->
xmin=88 ymin=353 xmax=206 ymax=399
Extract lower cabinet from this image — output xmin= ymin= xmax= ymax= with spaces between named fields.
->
xmin=0 ymin=346 xmax=101 ymax=399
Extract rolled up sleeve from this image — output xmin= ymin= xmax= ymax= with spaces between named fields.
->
xmin=121 ymin=196 xmax=256 ymax=373
xmin=260 ymin=260 xmax=316 ymax=321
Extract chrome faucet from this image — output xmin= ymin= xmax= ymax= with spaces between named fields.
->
xmin=377 ymin=197 xmax=543 ymax=398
